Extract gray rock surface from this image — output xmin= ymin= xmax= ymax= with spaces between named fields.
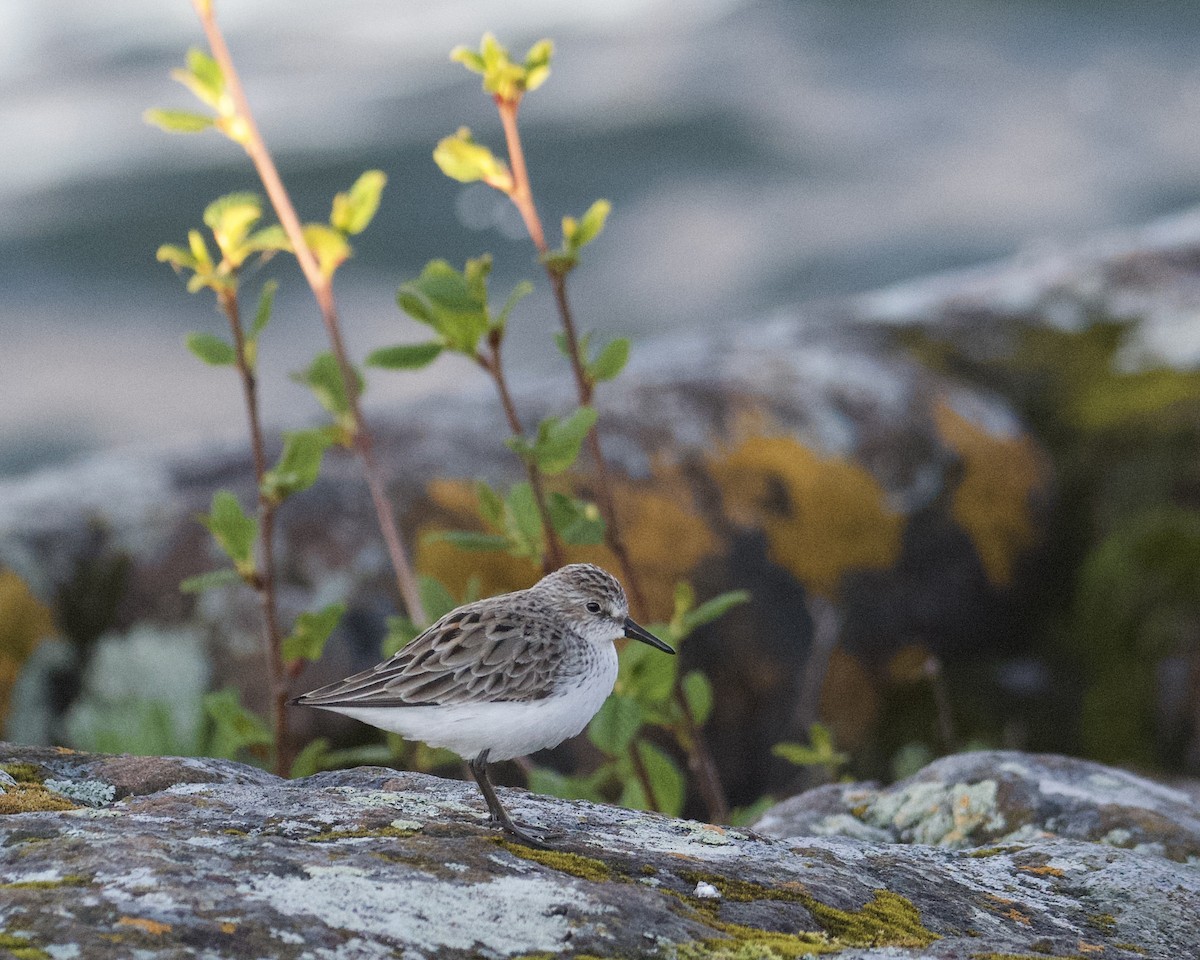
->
xmin=2 ymin=742 xmax=1197 ymax=959
xmin=754 ymin=750 xmax=1200 ymax=863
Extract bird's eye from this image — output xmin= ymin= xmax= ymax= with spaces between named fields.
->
xmin=586 ymin=601 xmax=602 ymax=614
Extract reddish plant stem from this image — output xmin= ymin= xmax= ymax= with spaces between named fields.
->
xmin=476 ymin=334 xmax=565 ymax=573
xmin=495 ymin=93 xmax=729 ymax=820
xmin=495 ymin=97 xmax=645 ymax=613
xmin=193 ymin=0 xmax=426 ymax=626
xmin=217 ymin=287 xmax=290 ymax=776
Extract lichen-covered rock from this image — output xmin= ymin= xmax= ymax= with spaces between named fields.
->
xmin=754 ymin=749 xmax=1200 ymax=863
xmin=2 ymin=743 xmax=1197 ymax=959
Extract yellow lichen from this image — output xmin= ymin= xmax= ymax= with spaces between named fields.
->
xmin=0 ymin=570 xmax=55 ymax=730
xmin=708 ymin=435 xmax=903 ymax=597
xmin=933 ymin=398 xmax=1043 ymax=586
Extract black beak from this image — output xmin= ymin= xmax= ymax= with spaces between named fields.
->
xmin=624 ymin=617 xmax=675 ymax=654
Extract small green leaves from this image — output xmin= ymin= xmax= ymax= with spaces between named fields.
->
xmin=144 ymin=109 xmax=214 ymax=134
xmin=634 ymin=740 xmax=686 ymax=816
xmin=204 ymin=193 xmax=262 ymax=264
xmin=179 ymin=568 xmax=242 ymax=594
xmin=302 ymin=224 xmax=352 ymax=280
xmin=203 ymin=688 xmax=272 ymax=760
xmin=680 ymin=588 xmax=752 ymax=638
xmin=588 ymin=337 xmax=631 ymax=384
xmin=289 ymin=738 xmax=331 ymax=779
xmin=147 ymin=47 xmax=249 ymax=146
xmin=175 ymin=48 xmax=225 ymax=110
xmin=365 ymin=342 xmax=444 ymax=371
xmin=433 ymin=128 xmax=513 ymax=192
xmin=261 ymin=428 xmax=335 ymax=503
xmin=243 ymin=280 xmax=279 ymax=369
xmin=427 ymin=531 xmax=512 ymax=552
xmin=281 ymin=602 xmax=346 ymax=662
xmin=158 ymin=196 xmax=285 ymax=297
xmin=681 ymin=670 xmax=714 ymax=725
xmin=419 ymin=575 xmax=459 ymax=623
xmin=198 ymin=491 xmax=257 ymax=577
xmin=292 ymin=352 xmax=362 ymax=436
xmin=450 ymin=33 xmax=554 ymax=103
xmin=395 ymin=256 xmax=525 ymax=356
xmin=772 ymin=723 xmax=850 ymax=774
xmin=547 ymin=492 xmax=605 ymax=545
xmin=185 ymin=332 xmax=237 ymax=367
xmin=543 ymin=199 xmax=612 ymax=275
xmin=331 ymin=170 xmax=387 ymax=236
xmin=509 ymin=406 xmax=597 ymax=475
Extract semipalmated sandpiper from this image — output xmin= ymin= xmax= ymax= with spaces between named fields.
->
xmin=291 ymin=563 xmax=674 ymax=846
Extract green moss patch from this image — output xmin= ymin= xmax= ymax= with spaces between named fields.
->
xmin=494 ymin=840 xmax=613 ymax=883
xmin=303 ymin=824 xmax=418 ymax=843
xmin=1 ymin=763 xmax=45 ymax=784
xmin=0 ymin=931 xmax=51 ymax=960
xmin=0 ymin=874 xmax=91 ymax=890
xmin=0 ymin=782 xmax=78 ymax=815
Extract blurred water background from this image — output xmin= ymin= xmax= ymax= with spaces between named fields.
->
xmin=4 ymin=0 xmax=1200 ymax=477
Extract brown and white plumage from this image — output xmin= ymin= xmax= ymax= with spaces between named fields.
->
xmin=290 ymin=563 xmax=674 ymax=847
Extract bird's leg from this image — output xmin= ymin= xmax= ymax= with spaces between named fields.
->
xmin=468 ymin=751 xmax=557 ymax=849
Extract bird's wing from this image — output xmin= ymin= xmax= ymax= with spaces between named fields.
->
xmin=293 ymin=603 xmax=561 ymax=708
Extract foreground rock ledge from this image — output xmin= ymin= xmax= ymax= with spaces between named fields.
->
xmin=1 ymin=743 xmax=1196 ymax=959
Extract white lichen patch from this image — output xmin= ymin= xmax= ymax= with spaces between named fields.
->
xmin=865 ymin=779 xmax=1005 ymax=846
xmin=238 ymin=868 xmax=597 ymax=954
xmin=43 ymin=778 xmax=115 ymax=808
xmin=810 ymin=813 xmax=892 ymax=843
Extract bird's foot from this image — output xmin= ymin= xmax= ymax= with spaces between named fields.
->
xmin=496 ymin=818 xmax=559 ymax=849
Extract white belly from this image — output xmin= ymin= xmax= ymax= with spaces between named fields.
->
xmin=317 ymin=645 xmax=619 ymax=761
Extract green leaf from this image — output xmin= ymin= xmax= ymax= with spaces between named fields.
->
xmin=681 ymin=670 xmax=714 ymax=726
xmin=183 ymin=48 xmax=225 ymax=107
xmin=179 ymin=568 xmax=242 ymax=594
xmin=199 ymin=491 xmax=257 ymax=573
xmin=772 ymin=723 xmax=849 ymax=771
xmin=589 ymin=337 xmax=630 ymax=382
xmin=143 ymin=108 xmax=215 ymax=134
xmin=185 ymin=332 xmax=237 ymax=367
xmin=243 ymin=225 xmax=291 ymax=257
xmin=637 ymin=741 xmax=686 ymax=816
xmin=451 ymin=34 xmax=553 ymax=102
xmin=588 ymin=694 xmax=644 ymax=755
xmin=282 ymin=602 xmax=346 ymax=662
xmin=523 ymin=39 xmax=554 ymax=92
xmin=251 ymin=280 xmax=278 ymax=339
xmin=365 ymin=342 xmax=444 ymax=370
xmin=728 ymin=795 xmax=778 ymax=828
xmin=156 ymin=243 xmax=197 ymax=272
xmin=396 ymin=258 xmax=492 ymax=354
xmin=547 ymin=492 xmax=605 ymax=546
xmin=203 ymin=688 xmax=272 ymax=760
xmin=425 ymin=530 xmax=511 ymax=552
xmin=682 ymin=589 xmax=751 ymax=637
xmin=476 ymin=481 xmax=505 ymax=528
xmin=204 ymin=192 xmax=263 ymax=264
xmin=432 ymin=127 xmax=513 ymax=191
xmin=618 ymin=640 xmax=678 ymax=709
xmin=505 ymin=482 xmax=544 ymax=560
xmin=330 ymin=170 xmax=387 ymax=236
xmin=532 ymin=406 xmax=598 ymax=475
xmin=289 ymin=737 xmax=331 ymax=779
xmin=419 ymin=575 xmax=458 ymax=622
xmin=261 ymin=428 xmax=334 ymax=502
xmin=494 ymin=280 xmax=534 ymax=333
xmin=449 ymin=46 xmax=487 ymax=74
xmin=293 ymin=352 xmax=360 ymax=421
xmin=567 ymin=199 xmax=611 ymax=250
xmin=302 ymin=223 xmax=353 ymax=278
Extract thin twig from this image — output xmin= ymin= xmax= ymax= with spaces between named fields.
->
xmin=192 ymin=0 xmax=425 ymax=626
xmin=476 ymin=333 xmax=565 ymax=572
xmin=218 ymin=286 xmax=290 ymax=776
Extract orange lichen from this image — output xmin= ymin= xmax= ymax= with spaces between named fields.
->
xmin=933 ymin=398 xmax=1043 ymax=587
xmin=707 ymin=435 xmax=903 ymax=597
xmin=117 ymin=917 xmax=172 ymax=936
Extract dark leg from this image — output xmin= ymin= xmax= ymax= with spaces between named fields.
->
xmin=468 ymin=751 xmax=555 ymax=849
